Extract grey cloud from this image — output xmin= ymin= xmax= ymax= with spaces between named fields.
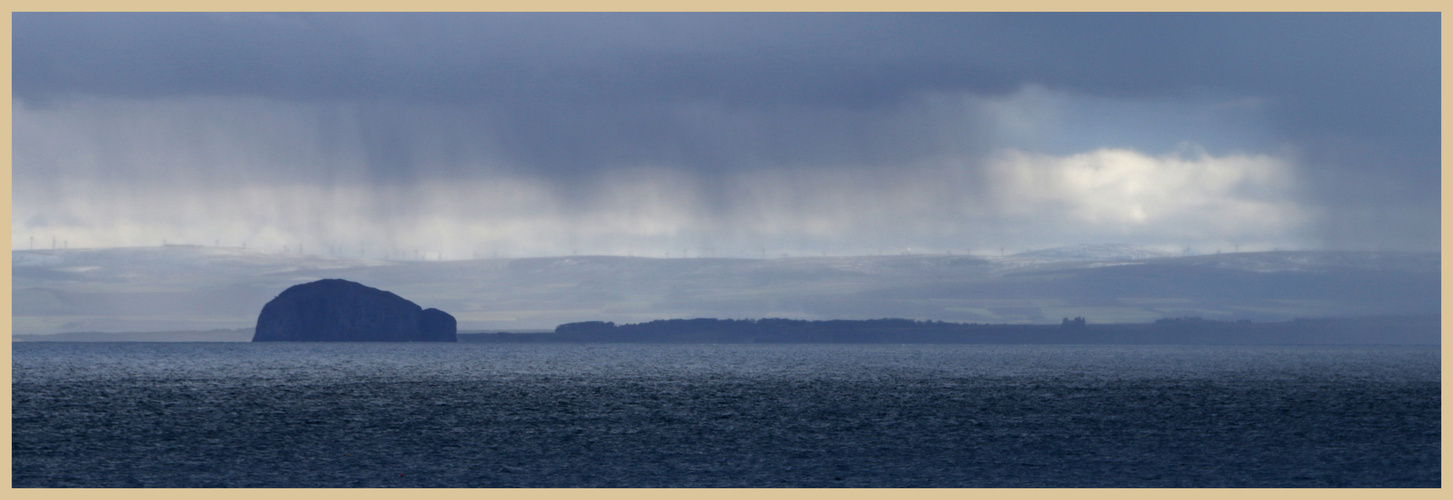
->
xmin=16 ymin=13 xmax=1436 ymax=161
xmin=11 ymin=13 xmax=1441 ymax=252
xmin=16 ymin=14 xmax=1435 ymax=117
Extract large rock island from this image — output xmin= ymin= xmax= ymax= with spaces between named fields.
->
xmin=253 ymin=279 xmax=456 ymax=342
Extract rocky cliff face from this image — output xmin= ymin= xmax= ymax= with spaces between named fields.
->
xmin=253 ymin=279 xmax=456 ymax=342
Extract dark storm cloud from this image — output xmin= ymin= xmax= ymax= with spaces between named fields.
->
xmin=11 ymin=13 xmax=1441 ymax=252
xmin=16 ymin=13 xmax=1437 ymax=141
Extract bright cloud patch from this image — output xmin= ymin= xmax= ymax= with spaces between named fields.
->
xmin=985 ymin=148 xmax=1305 ymax=235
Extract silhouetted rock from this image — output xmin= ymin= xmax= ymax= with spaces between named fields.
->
xmin=420 ymin=308 xmax=458 ymax=342
xmin=253 ymin=279 xmax=457 ymax=342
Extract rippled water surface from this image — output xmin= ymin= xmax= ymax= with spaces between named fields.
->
xmin=12 ymin=342 xmax=1440 ymax=487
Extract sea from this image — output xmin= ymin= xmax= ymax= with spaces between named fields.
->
xmin=11 ymin=342 xmax=1441 ymax=488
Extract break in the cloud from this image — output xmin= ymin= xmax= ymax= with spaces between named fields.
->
xmin=10 ymin=13 xmax=1441 ymax=256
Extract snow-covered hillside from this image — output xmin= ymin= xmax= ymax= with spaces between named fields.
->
xmin=1010 ymin=244 xmax=1175 ymax=262
xmin=13 ymin=245 xmax=385 ymax=284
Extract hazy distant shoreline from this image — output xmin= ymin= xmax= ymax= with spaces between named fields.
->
xmin=12 ymin=315 xmax=1439 ymax=345
xmin=13 ymin=246 xmax=1442 ymax=338
xmin=463 ymin=316 xmax=1441 ymax=346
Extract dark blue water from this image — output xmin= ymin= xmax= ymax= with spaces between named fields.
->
xmin=12 ymin=342 xmax=1440 ymax=487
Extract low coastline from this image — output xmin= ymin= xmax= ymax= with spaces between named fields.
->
xmin=459 ymin=315 xmax=1441 ymax=345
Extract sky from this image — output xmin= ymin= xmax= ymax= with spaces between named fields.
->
xmin=11 ymin=13 xmax=1441 ymax=259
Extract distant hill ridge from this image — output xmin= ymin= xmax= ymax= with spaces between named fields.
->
xmin=12 ymin=245 xmax=1440 ymax=335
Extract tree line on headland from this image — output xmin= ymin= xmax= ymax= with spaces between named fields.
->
xmin=459 ymin=315 xmax=1439 ymax=345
